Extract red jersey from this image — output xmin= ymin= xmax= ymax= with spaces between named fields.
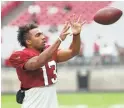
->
xmin=9 ymin=47 xmax=58 ymax=89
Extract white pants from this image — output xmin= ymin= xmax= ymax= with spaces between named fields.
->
xmin=22 ymin=84 xmax=58 ymax=108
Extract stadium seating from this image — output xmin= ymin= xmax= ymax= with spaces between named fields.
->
xmin=3 ymin=1 xmax=115 ymax=67
xmin=9 ymin=1 xmax=111 ymax=26
xmin=1 ymin=1 xmax=22 ymax=19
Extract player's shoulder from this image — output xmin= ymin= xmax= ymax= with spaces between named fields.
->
xmin=11 ymin=50 xmax=23 ymax=56
xmin=11 ymin=48 xmax=27 ymax=55
xmin=9 ymin=51 xmax=23 ymax=64
xmin=9 ymin=48 xmax=34 ymax=63
xmin=9 ymin=50 xmax=23 ymax=59
xmin=9 ymin=48 xmax=30 ymax=59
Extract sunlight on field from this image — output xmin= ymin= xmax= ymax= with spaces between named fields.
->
xmin=1 ymin=93 xmax=124 ymax=108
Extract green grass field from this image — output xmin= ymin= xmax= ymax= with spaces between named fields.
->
xmin=2 ymin=93 xmax=124 ymax=108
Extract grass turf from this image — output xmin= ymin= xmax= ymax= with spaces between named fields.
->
xmin=1 ymin=93 xmax=124 ymax=108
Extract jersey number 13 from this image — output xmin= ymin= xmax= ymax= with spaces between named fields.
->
xmin=41 ymin=60 xmax=57 ymax=86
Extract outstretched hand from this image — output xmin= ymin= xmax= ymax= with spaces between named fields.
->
xmin=59 ymin=22 xmax=70 ymax=41
xmin=69 ymin=14 xmax=86 ymax=36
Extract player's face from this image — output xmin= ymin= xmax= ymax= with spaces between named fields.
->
xmin=28 ymin=28 xmax=46 ymax=51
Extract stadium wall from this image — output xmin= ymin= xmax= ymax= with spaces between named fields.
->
xmin=1 ymin=67 xmax=124 ymax=94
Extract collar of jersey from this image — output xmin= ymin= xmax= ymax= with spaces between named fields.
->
xmin=24 ymin=48 xmax=40 ymax=54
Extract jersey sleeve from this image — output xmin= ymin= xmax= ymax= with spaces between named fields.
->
xmin=9 ymin=51 xmax=31 ymax=69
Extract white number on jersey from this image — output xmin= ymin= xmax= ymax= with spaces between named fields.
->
xmin=41 ymin=60 xmax=57 ymax=86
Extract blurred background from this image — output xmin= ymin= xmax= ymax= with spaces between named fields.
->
xmin=1 ymin=1 xmax=124 ymax=108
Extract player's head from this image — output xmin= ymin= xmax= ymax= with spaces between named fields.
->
xmin=17 ymin=23 xmax=46 ymax=51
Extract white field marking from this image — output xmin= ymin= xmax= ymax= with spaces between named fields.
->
xmin=109 ymin=104 xmax=124 ymax=108
xmin=59 ymin=105 xmax=88 ymax=108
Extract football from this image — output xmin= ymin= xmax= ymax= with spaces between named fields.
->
xmin=94 ymin=7 xmax=123 ymax=25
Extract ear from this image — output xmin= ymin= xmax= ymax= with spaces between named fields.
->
xmin=26 ymin=39 xmax=32 ymax=46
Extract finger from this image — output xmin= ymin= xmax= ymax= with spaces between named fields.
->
xmin=68 ymin=16 xmax=73 ymax=26
xmin=81 ymin=20 xmax=87 ymax=26
xmin=72 ymin=14 xmax=76 ymax=22
xmin=62 ymin=22 xmax=70 ymax=33
xmin=63 ymin=24 xmax=70 ymax=33
xmin=77 ymin=15 xmax=82 ymax=23
xmin=63 ymin=21 xmax=68 ymax=30
xmin=63 ymin=32 xmax=71 ymax=36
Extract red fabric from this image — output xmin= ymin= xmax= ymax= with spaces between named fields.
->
xmin=5 ymin=59 xmax=12 ymax=66
xmin=9 ymin=47 xmax=58 ymax=88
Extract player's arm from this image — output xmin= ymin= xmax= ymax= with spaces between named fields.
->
xmin=56 ymin=14 xmax=86 ymax=62
xmin=24 ymin=23 xmax=70 ymax=70
xmin=56 ymin=34 xmax=81 ymax=62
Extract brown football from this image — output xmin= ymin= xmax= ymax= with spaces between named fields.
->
xmin=94 ymin=7 xmax=123 ymax=25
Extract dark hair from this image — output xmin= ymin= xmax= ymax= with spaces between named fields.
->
xmin=17 ymin=23 xmax=38 ymax=47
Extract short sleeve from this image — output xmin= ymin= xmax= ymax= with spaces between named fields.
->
xmin=9 ymin=51 xmax=31 ymax=69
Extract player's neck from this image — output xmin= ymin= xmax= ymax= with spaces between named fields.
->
xmin=27 ymin=46 xmax=42 ymax=53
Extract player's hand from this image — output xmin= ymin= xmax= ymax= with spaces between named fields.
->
xmin=69 ymin=14 xmax=86 ymax=36
xmin=59 ymin=22 xmax=70 ymax=41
